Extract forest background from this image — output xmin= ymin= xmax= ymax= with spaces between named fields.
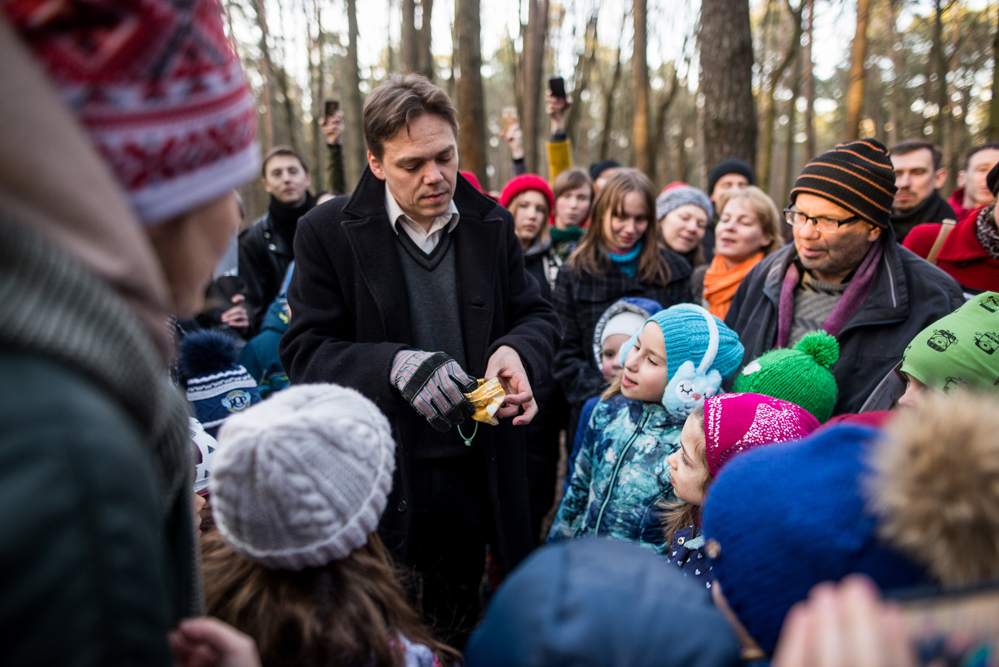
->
xmin=226 ymin=0 xmax=999 ymax=222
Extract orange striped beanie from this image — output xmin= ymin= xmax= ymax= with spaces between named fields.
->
xmin=789 ymin=139 xmax=897 ymax=228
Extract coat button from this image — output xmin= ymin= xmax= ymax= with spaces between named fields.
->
xmin=677 ymin=536 xmax=685 ymax=545
xmin=268 ymin=243 xmax=277 ymax=251
xmin=264 ymin=231 xmax=271 ymax=239
xmin=706 ymin=538 xmax=722 ymax=559
xmin=397 ymin=501 xmax=407 ymax=512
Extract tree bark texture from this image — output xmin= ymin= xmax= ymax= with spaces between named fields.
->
xmin=251 ymin=0 xmax=276 ymax=148
xmin=759 ymin=0 xmax=803 ymax=193
xmin=401 ymin=0 xmax=419 ymax=73
xmin=456 ymin=0 xmax=487 ymax=185
xmin=989 ymin=0 xmax=999 ymax=141
xmin=887 ymin=0 xmax=900 ymax=147
xmin=599 ymin=23 xmax=626 ymax=161
xmin=521 ymin=0 xmax=549 ymax=175
xmin=565 ymin=15 xmax=598 ymax=150
xmin=418 ymin=0 xmax=435 ymax=80
xmin=652 ymin=66 xmax=680 ymax=188
xmin=803 ymin=0 xmax=815 ymax=160
xmin=844 ymin=0 xmax=874 ymax=141
xmin=699 ymin=0 xmax=758 ymax=172
xmin=310 ymin=0 xmax=325 ymax=182
xmin=632 ymin=0 xmax=652 ymax=178
xmin=345 ymin=0 xmax=366 ymax=187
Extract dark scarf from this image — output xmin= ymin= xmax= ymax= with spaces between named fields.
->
xmin=890 ymin=190 xmax=953 ymax=242
xmin=975 ymin=203 xmax=999 ymax=260
xmin=550 ymin=225 xmax=585 ymax=244
xmin=776 ymin=235 xmax=885 ymax=348
xmin=269 ymin=191 xmax=317 ymax=250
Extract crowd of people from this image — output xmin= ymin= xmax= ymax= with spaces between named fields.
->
xmin=4 ymin=1 xmax=999 ymax=666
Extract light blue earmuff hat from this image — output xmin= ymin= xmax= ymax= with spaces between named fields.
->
xmin=618 ymin=304 xmax=744 ymax=419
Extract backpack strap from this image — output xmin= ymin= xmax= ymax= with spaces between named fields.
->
xmin=927 ymin=218 xmax=957 ymax=266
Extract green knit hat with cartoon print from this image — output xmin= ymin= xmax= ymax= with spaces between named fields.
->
xmin=901 ymin=292 xmax=999 ymax=394
xmin=733 ymin=331 xmax=840 ymax=423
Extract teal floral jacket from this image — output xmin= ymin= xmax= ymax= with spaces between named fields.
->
xmin=547 ymin=393 xmax=685 ymax=555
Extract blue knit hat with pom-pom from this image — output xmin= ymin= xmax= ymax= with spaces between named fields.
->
xmin=628 ymin=304 xmax=744 ymax=383
xmin=179 ymin=330 xmax=262 ymax=437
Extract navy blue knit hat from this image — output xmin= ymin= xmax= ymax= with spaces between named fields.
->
xmin=464 ymin=539 xmax=740 ymax=667
xmin=179 ymin=330 xmax=262 ymax=437
xmin=702 ymin=425 xmax=930 ymax=655
xmin=708 ymin=158 xmax=756 ymax=198
xmin=589 ymin=159 xmax=622 ymax=182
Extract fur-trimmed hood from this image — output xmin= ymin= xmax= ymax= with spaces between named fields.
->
xmin=867 ymin=392 xmax=999 ymax=586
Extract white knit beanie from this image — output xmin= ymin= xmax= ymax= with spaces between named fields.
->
xmin=210 ymin=384 xmax=396 ymax=571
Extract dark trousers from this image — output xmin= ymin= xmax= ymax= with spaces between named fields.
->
xmin=409 ymin=454 xmax=494 ymax=650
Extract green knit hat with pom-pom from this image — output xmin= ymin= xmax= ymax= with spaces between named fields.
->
xmin=733 ymin=331 xmax=840 ymax=422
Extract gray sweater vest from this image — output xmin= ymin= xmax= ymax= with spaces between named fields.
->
xmin=395 ymin=230 xmax=468 ymax=370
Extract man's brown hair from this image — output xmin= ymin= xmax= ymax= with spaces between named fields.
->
xmin=261 ymin=145 xmax=310 ymax=178
xmin=888 ymin=139 xmax=942 ymax=171
xmin=363 ymin=74 xmax=459 ymax=160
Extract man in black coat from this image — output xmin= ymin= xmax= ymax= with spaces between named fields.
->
xmin=239 ymin=146 xmax=317 ymax=331
xmin=279 ymin=74 xmax=561 ymax=647
xmin=887 ymin=139 xmax=956 ymax=242
xmin=726 ymin=139 xmax=964 ymax=416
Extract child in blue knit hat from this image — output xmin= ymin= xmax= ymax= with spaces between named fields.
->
xmin=548 ymin=304 xmax=743 ymax=555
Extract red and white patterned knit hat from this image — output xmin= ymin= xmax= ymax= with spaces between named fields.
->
xmin=4 ymin=0 xmax=260 ymax=226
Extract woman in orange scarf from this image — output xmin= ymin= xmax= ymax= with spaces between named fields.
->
xmin=695 ymin=186 xmax=784 ymax=319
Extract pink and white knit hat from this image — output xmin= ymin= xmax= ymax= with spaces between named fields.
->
xmin=4 ymin=0 xmax=260 ymax=226
xmin=703 ymin=393 xmax=820 ymax=477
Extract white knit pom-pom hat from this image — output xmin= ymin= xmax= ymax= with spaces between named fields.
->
xmin=210 ymin=384 xmax=396 ymax=571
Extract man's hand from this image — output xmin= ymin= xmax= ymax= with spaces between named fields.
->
xmin=170 ymin=617 xmax=261 ymax=667
xmin=545 ymin=91 xmax=571 ymax=135
xmin=772 ymin=576 xmax=914 ymax=667
xmin=502 ymin=122 xmax=525 ymax=160
xmin=391 ymin=350 xmax=478 ymax=432
xmin=485 ymin=345 xmax=536 ymax=426
xmin=220 ymin=294 xmax=249 ymax=330
xmin=320 ymin=110 xmax=344 ymax=145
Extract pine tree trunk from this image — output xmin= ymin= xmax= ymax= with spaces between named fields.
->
xmin=931 ymin=0 xmax=949 ymax=148
xmin=418 ymin=0 xmax=435 ymax=80
xmin=599 ymin=25 xmax=625 ymax=161
xmin=310 ymin=0 xmax=325 ymax=181
xmin=521 ymin=0 xmax=549 ymax=176
xmin=989 ymin=0 xmax=999 ymax=141
xmin=844 ymin=0 xmax=874 ymax=141
xmin=251 ymin=0 xmax=276 ymax=148
xmin=782 ymin=50 xmax=803 ymax=210
xmin=699 ymin=0 xmax=757 ymax=172
xmin=455 ymin=0 xmax=487 ymax=185
xmin=759 ymin=1 xmax=803 ymax=194
xmin=886 ymin=0 xmax=900 ymax=147
xmin=803 ymin=0 xmax=815 ymax=160
xmin=565 ymin=15 xmax=598 ymax=149
xmin=632 ymin=0 xmax=652 ymax=178
xmin=345 ymin=0 xmax=366 ymax=186
xmin=652 ymin=66 xmax=680 ymax=188
xmin=401 ymin=0 xmax=418 ymax=73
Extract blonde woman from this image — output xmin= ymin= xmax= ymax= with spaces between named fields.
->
xmin=693 ymin=186 xmax=783 ymax=319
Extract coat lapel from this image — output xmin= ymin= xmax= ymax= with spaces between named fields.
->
xmin=341 ymin=171 xmax=414 ymax=345
xmin=454 ymin=216 xmax=500 ymax=374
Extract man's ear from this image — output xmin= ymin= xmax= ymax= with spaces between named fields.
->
xmin=933 ymin=168 xmax=948 ymax=189
xmin=367 ymin=151 xmax=387 ymax=181
xmin=261 ymin=176 xmax=274 ymax=196
xmin=868 ymin=224 xmax=884 ymax=243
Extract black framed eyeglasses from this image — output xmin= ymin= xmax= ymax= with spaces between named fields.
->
xmin=783 ymin=208 xmax=862 ymax=234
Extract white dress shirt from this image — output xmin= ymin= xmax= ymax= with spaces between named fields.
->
xmin=385 ymin=188 xmax=460 ymax=254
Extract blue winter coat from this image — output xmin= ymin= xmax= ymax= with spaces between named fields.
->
xmin=548 ymin=394 xmax=685 ymax=555
xmin=238 ymin=297 xmax=290 ymax=399
xmin=665 ymin=525 xmax=713 ymax=589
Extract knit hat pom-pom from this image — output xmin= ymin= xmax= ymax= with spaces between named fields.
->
xmin=794 ymin=331 xmax=839 ymax=369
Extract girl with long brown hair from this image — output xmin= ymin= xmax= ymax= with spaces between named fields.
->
xmin=551 ymin=168 xmax=693 ymax=439
xmin=203 ymin=383 xmax=460 ymax=667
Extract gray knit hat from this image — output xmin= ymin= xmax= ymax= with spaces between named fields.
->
xmin=210 ymin=383 xmax=396 ymax=571
xmin=656 ymin=182 xmax=714 ymax=221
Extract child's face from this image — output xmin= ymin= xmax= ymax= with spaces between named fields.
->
xmin=621 ymin=322 xmax=669 ymax=402
xmin=600 ymin=333 xmax=630 ymax=383
xmin=668 ymin=415 xmax=710 ymax=505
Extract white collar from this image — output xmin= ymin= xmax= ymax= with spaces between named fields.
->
xmin=385 ymin=187 xmax=459 ymax=234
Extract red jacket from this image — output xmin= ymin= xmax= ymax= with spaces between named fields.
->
xmin=947 ymin=188 xmax=983 ymax=225
xmin=903 ymin=209 xmax=999 ymax=293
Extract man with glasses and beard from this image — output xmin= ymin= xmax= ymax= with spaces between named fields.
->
xmin=724 ymin=140 xmax=964 ymax=417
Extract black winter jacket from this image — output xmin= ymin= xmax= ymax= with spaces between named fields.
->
xmin=280 ymin=168 xmax=562 ymax=570
xmin=551 ymin=249 xmax=693 ymax=407
xmin=238 ymin=212 xmax=293 ymax=332
xmin=724 ymin=233 xmax=965 ymax=415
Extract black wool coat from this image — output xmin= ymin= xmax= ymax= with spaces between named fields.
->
xmin=279 ymin=168 xmax=562 ymax=570
xmin=724 ymin=230 xmax=965 ymax=416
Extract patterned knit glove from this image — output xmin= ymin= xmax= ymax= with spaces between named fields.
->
xmin=391 ymin=350 xmax=478 ymax=432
